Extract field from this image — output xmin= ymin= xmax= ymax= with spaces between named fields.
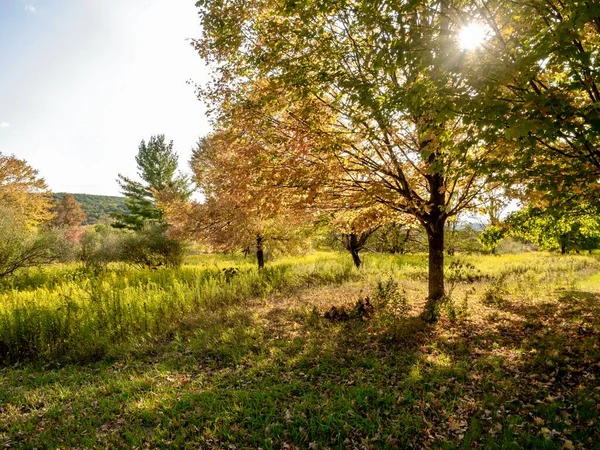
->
xmin=1 ymin=252 xmax=599 ymax=449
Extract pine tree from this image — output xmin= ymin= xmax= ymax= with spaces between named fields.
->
xmin=115 ymin=135 xmax=191 ymax=230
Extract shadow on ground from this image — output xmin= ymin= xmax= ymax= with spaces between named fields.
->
xmin=1 ymin=288 xmax=599 ymax=449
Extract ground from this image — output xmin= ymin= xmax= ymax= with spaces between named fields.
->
xmin=0 ymin=253 xmax=599 ymax=449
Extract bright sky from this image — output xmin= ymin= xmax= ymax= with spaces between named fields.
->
xmin=0 ymin=0 xmax=209 ymax=195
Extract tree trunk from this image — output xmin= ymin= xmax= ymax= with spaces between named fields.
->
xmin=256 ymin=234 xmax=264 ymax=270
xmin=560 ymin=234 xmax=568 ymax=255
xmin=342 ymin=233 xmax=363 ymax=268
xmin=350 ymin=248 xmax=362 ymax=268
xmin=422 ymin=220 xmax=446 ymax=322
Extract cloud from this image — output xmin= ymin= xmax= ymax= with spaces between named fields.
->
xmin=25 ymin=5 xmax=36 ymax=14
xmin=0 ymin=122 xmax=10 ymax=129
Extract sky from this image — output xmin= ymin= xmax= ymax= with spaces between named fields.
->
xmin=0 ymin=0 xmax=210 ymax=195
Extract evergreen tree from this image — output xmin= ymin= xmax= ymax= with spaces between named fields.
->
xmin=115 ymin=135 xmax=190 ymax=230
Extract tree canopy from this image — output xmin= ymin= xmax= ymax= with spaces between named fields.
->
xmin=0 ymin=153 xmax=54 ymax=228
xmin=194 ymin=0 xmax=506 ymax=319
xmin=464 ymin=1 xmax=600 ymax=204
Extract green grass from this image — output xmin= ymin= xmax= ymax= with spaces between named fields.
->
xmin=0 ymin=252 xmax=358 ymax=364
xmin=1 ymin=251 xmax=599 ymax=448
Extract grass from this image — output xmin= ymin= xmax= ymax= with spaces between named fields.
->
xmin=1 ymin=251 xmax=599 ymax=448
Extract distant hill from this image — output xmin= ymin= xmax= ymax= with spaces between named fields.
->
xmin=53 ymin=193 xmax=127 ymax=225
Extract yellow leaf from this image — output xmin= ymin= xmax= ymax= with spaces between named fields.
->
xmin=534 ymin=416 xmax=545 ymax=426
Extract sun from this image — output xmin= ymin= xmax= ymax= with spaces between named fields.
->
xmin=458 ymin=22 xmax=489 ymax=51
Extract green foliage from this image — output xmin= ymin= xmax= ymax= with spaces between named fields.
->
xmin=373 ymin=277 xmax=409 ymax=318
xmin=370 ymin=223 xmax=426 ymax=254
xmin=466 ymin=1 xmax=600 ymax=204
xmin=479 ymin=225 xmax=507 ymax=254
xmin=445 ymin=222 xmax=484 ymax=255
xmin=79 ymin=225 xmax=128 ymax=271
xmin=115 ymin=135 xmax=191 ymax=230
xmin=0 ymin=253 xmax=357 ymax=364
xmin=53 ymin=193 xmax=127 ymax=225
xmin=506 ymin=205 xmax=600 ymax=254
xmin=0 ymin=207 xmax=71 ymax=280
xmin=120 ymin=225 xmax=185 ymax=269
xmin=80 ymin=225 xmax=185 ymax=270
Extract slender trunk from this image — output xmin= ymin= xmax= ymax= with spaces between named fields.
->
xmin=422 ymin=220 xmax=445 ymax=322
xmin=350 ymin=248 xmax=362 ymax=268
xmin=560 ymin=234 xmax=568 ymax=255
xmin=342 ymin=233 xmax=363 ymax=268
xmin=256 ymin=234 xmax=264 ymax=270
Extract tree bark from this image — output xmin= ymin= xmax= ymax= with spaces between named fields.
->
xmin=342 ymin=233 xmax=363 ymax=268
xmin=350 ymin=247 xmax=362 ymax=268
xmin=422 ymin=220 xmax=445 ymax=322
xmin=256 ymin=234 xmax=264 ymax=269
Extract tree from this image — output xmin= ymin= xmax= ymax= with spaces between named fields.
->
xmin=479 ymin=225 xmax=506 ymax=255
xmin=0 ymin=153 xmax=54 ymax=228
xmin=195 ymin=0 xmax=501 ymax=320
xmin=163 ymin=136 xmax=310 ymax=269
xmin=0 ymin=206 xmax=69 ymax=279
xmin=115 ymin=135 xmax=191 ymax=230
xmin=50 ymin=194 xmax=87 ymax=242
xmin=465 ymin=1 xmax=600 ymax=205
xmin=370 ymin=221 xmax=425 ymax=255
xmin=505 ymin=204 xmax=600 ymax=254
xmin=328 ymin=206 xmax=409 ymax=268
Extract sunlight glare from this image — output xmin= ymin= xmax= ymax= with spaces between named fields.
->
xmin=458 ymin=22 xmax=488 ymax=51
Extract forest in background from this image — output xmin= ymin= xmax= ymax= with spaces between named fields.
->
xmin=53 ymin=193 xmax=127 ymax=224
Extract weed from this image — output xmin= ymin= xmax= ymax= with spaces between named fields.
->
xmin=482 ymin=272 xmax=509 ymax=305
xmin=444 ymin=287 xmax=474 ymax=323
xmin=373 ymin=277 xmax=410 ymax=318
xmin=222 ymin=267 xmax=239 ymax=283
xmin=445 ymin=259 xmax=483 ymax=298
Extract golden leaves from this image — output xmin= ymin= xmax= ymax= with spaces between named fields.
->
xmin=0 ymin=153 xmax=54 ymax=228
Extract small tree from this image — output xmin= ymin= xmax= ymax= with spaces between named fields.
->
xmin=50 ymin=194 xmax=87 ymax=242
xmin=160 ymin=136 xmax=311 ymax=270
xmin=0 ymin=207 xmax=69 ymax=279
xmin=329 ymin=206 xmax=406 ymax=268
xmin=120 ymin=224 xmax=185 ymax=268
xmin=115 ymin=135 xmax=191 ymax=230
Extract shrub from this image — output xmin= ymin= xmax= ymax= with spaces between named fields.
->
xmin=79 ymin=225 xmax=127 ymax=270
xmin=445 ymin=259 xmax=483 ymax=298
xmin=120 ymin=225 xmax=185 ymax=268
xmin=373 ymin=277 xmax=409 ymax=317
xmin=79 ymin=224 xmax=185 ymax=270
xmin=0 ymin=207 xmax=71 ymax=280
xmin=482 ymin=272 xmax=509 ymax=305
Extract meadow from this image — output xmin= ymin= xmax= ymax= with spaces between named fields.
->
xmin=1 ymin=251 xmax=599 ymax=449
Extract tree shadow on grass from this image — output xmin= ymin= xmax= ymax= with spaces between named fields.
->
xmin=2 ymin=290 xmax=599 ymax=449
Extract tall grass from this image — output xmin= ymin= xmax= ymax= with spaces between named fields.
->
xmin=0 ymin=253 xmax=355 ymax=364
xmin=1 ymin=251 xmax=598 ymax=365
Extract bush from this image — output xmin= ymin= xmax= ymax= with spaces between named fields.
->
xmin=79 ymin=225 xmax=127 ymax=270
xmin=80 ymin=224 xmax=185 ymax=270
xmin=120 ymin=225 xmax=185 ymax=268
xmin=373 ymin=277 xmax=409 ymax=317
xmin=0 ymin=207 xmax=71 ymax=280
